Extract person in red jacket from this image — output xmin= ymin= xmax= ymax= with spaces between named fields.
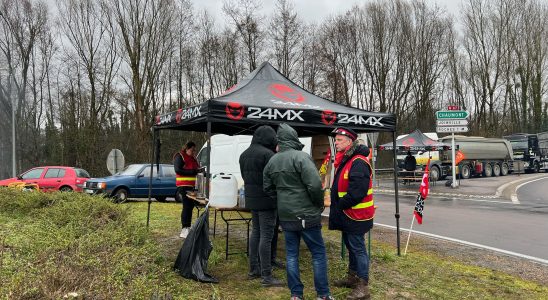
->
xmin=328 ymin=127 xmax=373 ymax=300
xmin=174 ymin=141 xmax=201 ymax=238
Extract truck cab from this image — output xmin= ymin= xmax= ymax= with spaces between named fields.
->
xmin=503 ymin=133 xmax=542 ymax=173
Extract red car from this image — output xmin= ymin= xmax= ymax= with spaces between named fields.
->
xmin=0 ymin=166 xmax=91 ymax=192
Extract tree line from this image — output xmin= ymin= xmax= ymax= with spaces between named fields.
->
xmin=0 ymin=0 xmax=547 ymax=178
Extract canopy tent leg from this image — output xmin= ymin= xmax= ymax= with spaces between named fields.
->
xmin=393 ymin=131 xmax=401 ymax=255
xmin=147 ymin=129 xmax=157 ymax=228
xmin=206 ymin=122 xmax=212 ymax=198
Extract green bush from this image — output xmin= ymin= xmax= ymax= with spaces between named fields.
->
xmin=0 ymin=189 xmax=161 ymax=299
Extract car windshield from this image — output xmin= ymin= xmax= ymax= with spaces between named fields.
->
xmin=117 ymin=164 xmax=143 ymax=176
xmin=75 ymin=168 xmax=90 ymax=178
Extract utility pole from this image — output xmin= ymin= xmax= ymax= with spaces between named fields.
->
xmin=0 ymin=10 xmax=15 ymax=177
xmin=12 ymin=94 xmax=16 ymax=177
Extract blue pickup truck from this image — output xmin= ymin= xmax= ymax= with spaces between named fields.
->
xmin=83 ymin=164 xmax=178 ymax=203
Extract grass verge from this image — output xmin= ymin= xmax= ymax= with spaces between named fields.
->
xmin=1 ymin=189 xmax=546 ymax=299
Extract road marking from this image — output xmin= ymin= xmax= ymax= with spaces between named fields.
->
xmin=376 ymin=223 xmax=548 ymax=266
xmin=512 ymin=177 xmax=548 ymax=204
xmin=449 ymin=197 xmax=513 ymax=204
xmin=389 ymin=194 xmax=512 ymax=204
xmin=495 ymin=174 xmax=548 ymax=201
xmin=376 ymin=189 xmax=503 ymax=199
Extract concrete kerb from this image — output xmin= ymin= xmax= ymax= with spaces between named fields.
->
xmin=495 ymin=174 xmax=548 ymax=203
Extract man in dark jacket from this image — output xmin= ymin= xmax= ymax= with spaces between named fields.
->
xmin=239 ymin=125 xmax=283 ymax=287
xmin=264 ymin=123 xmax=334 ymax=300
xmin=328 ymin=127 xmax=373 ymax=300
xmin=404 ymin=151 xmax=417 ymax=172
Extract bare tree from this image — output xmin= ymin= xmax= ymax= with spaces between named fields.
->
xmin=0 ymin=0 xmax=48 ymax=173
xmin=462 ymin=0 xmax=512 ymax=135
xmin=510 ymin=0 xmax=548 ymax=133
xmin=223 ymin=0 xmax=263 ymax=72
xmin=268 ymin=0 xmax=303 ymax=79
xmin=409 ymin=1 xmax=453 ymax=130
xmin=358 ymin=0 xmax=415 ymax=129
xmin=107 ymin=0 xmax=177 ymax=146
xmin=55 ymin=0 xmax=120 ymax=174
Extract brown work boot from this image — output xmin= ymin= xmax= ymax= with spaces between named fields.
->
xmin=346 ymin=278 xmax=370 ymax=300
xmin=333 ymin=270 xmax=359 ymax=288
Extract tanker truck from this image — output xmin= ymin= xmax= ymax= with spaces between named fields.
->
xmin=439 ymin=136 xmax=514 ymax=179
xmin=503 ymin=132 xmax=548 ymax=173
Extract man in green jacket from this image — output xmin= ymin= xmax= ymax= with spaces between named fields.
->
xmin=263 ymin=123 xmax=334 ymax=300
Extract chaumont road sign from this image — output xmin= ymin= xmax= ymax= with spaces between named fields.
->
xmin=436 ymin=111 xmax=469 ymax=119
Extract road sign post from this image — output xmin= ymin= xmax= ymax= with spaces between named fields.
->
xmin=436 ymin=109 xmax=470 ymax=188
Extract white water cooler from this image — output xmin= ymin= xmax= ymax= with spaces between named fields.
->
xmin=209 ymin=173 xmax=238 ymax=208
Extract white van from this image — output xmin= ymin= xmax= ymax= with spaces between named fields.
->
xmin=197 ymin=133 xmax=368 ymax=188
xmin=197 ymin=134 xmax=312 ymax=188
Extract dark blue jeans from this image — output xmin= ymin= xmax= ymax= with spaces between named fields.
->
xmin=249 ymin=209 xmax=277 ymax=277
xmin=342 ymin=231 xmax=369 ymax=281
xmin=284 ymin=226 xmax=330 ymax=298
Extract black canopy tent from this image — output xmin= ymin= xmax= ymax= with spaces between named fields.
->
xmin=148 ymin=62 xmax=403 ymax=254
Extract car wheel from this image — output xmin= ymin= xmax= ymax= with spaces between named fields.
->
xmin=429 ymin=166 xmax=440 ymax=182
xmin=155 ymin=196 xmax=167 ymax=202
xmin=113 ymin=188 xmax=129 ymax=204
xmin=534 ymin=162 xmax=540 ymax=173
xmin=492 ymin=163 xmax=501 ymax=176
xmin=59 ymin=186 xmax=73 ymax=192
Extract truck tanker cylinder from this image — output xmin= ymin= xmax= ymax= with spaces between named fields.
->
xmin=439 ymin=136 xmax=514 ymax=161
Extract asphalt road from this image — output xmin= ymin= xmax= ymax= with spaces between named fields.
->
xmin=516 ymin=176 xmax=548 ymax=211
xmin=373 ymin=184 xmax=548 ymax=261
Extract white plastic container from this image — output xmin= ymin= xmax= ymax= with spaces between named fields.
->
xmin=209 ymin=173 xmax=238 ymax=208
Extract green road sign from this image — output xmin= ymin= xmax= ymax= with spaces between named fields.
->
xmin=436 ymin=111 xmax=469 ymax=119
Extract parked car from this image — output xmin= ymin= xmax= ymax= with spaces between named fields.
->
xmin=0 ymin=166 xmax=91 ymax=192
xmin=83 ymin=164 xmax=177 ymax=203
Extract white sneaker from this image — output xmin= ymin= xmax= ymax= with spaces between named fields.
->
xmin=179 ymin=228 xmax=189 ymax=239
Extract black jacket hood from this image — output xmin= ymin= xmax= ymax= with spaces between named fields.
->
xmin=251 ymin=125 xmax=277 ymax=151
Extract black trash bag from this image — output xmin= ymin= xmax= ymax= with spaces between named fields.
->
xmin=174 ymin=206 xmax=219 ymax=283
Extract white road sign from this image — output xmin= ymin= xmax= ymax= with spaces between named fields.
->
xmin=436 ymin=126 xmax=469 ymax=133
xmin=437 ymin=119 xmax=469 ymax=126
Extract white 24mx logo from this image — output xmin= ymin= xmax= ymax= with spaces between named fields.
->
xmin=247 ymin=107 xmax=304 ymax=121
xmin=338 ymin=114 xmax=384 ymax=127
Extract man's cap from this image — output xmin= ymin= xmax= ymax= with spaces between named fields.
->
xmin=330 ymin=127 xmax=357 ymax=141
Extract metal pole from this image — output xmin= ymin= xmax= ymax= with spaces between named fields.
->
xmin=206 ymin=122 xmax=212 ymax=198
xmin=146 ymin=129 xmax=156 ymax=228
xmin=451 ymin=133 xmax=458 ymax=188
xmin=392 ymin=131 xmax=401 ymax=256
xmin=371 ymin=140 xmax=376 ymax=186
xmin=404 ymin=215 xmax=416 ymax=255
xmin=12 ymin=95 xmax=16 ymax=177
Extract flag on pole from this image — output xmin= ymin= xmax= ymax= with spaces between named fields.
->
xmin=414 ymin=159 xmax=430 ymax=224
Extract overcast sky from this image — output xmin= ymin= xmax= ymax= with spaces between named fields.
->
xmin=194 ymin=0 xmax=465 ymax=26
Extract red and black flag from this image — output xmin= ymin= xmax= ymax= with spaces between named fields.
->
xmin=414 ymin=159 xmax=430 ymax=224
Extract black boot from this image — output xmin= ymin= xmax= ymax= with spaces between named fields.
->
xmin=333 ymin=270 xmax=359 ymax=288
xmin=346 ymin=278 xmax=370 ymax=300
xmin=261 ymin=275 xmax=285 ymax=287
